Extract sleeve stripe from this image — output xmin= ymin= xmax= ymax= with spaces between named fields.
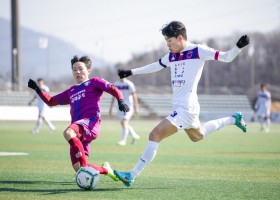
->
xmin=159 ymin=59 xmax=167 ymax=68
xmin=214 ymin=51 xmax=219 ymax=60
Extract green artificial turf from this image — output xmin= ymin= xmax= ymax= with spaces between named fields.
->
xmin=0 ymin=120 xmax=279 ymax=200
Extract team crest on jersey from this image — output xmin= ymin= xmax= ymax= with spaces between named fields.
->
xmin=171 ymin=54 xmax=176 ymax=61
xmin=187 ymin=50 xmax=193 ymax=58
xmin=84 ymin=81 xmax=90 ymax=86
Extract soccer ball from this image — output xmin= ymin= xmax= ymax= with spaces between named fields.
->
xmin=76 ymin=167 xmax=99 ymax=190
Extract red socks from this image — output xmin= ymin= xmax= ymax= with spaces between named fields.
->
xmin=68 ymin=137 xmax=87 ymax=167
xmin=87 ymin=163 xmax=108 ymax=175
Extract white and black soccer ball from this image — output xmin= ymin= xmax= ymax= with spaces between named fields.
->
xmin=76 ymin=167 xmax=99 ymax=190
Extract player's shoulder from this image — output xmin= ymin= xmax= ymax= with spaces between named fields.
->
xmin=68 ymin=85 xmax=76 ymax=92
xmin=124 ymin=79 xmax=133 ymax=84
xmin=188 ymin=41 xmax=199 ymax=48
xmin=124 ymin=79 xmax=135 ymax=87
xmin=114 ymin=80 xmax=121 ymax=85
xmin=90 ymin=77 xmax=109 ymax=83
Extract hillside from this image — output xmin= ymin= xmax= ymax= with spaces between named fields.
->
xmin=0 ymin=18 xmax=109 ymax=83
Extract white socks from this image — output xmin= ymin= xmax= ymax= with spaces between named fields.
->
xmin=34 ymin=118 xmax=43 ymax=132
xmin=120 ymin=126 xmax=129 ymax=142
xmin=266 ymin=118 xmax=271 ymax=131
xmin=45 ymin=118 xmax=56 ymax=131
xmin=34 ymin=118 xmax=55 ymax=133
xmin=201 ymin=116 xmax=235 ymax=137
xmin=130 ymin=141 xmax=159 ymax=179
xmin=128 ymin=125 xmax=139 ymax=138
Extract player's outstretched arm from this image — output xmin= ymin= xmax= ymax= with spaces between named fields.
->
xmin=215 ymin=35 xmax=250 ymax=63
xmin=118 ymin=62 xmax=164 ymax=79
xmin=28 ymin=79 xmax=59 ymax=107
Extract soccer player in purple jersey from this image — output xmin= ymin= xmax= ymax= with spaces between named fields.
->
xmin=113 ymin=21 xmax=250 ymax=187
xmin=28 ymin=55 xmax=130 ymax=181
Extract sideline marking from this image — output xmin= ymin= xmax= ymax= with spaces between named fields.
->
xmin=0 ymin=152 xmax=29 ymax=156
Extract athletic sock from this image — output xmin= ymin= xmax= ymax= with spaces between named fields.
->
xmin=128 ymin=125 xmax=139 ymax=138
xmin=87 ymin=163 xmax=108 ymax=174
xmin=44 ymin=118 xmax=55 ymax=131
xmin=266 ymin=118 xmax=271 ymax=131
xmin=201 ymin=116 xmax=234 ymax=137
xmin=68 ymin=137 xmax=87 ymax=167
xmin=130 ymin=141 xmax=159 ymax=179
xmin=120 ymin=126 xmax=129 ymax=142
xmin=259 ymin=117 xmax=264 ymax=130
xmin=34 ymin=118 xmax=43 ymax=132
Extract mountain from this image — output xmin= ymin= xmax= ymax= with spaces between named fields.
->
xmin=0 ymin=18 xmax=110 ymax=81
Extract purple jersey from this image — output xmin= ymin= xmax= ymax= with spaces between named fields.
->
xmin=54 ymin=77 xmax=111 ymax=123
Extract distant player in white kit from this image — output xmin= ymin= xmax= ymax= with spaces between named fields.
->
xmin=109 ymin=77 xmax=140 ymax=145
xmin=113 ymin=21 xmax=250 ymax=187
xmin=254 ymin=84 xmax=271 ymax=132
xmin=28 ymin=78 xmax=56 ymax=134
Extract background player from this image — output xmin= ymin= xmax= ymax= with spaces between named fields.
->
xmin=113 ymin=21 xmax=249 ymax=187
xmin=28 ymin=55 xmax=130 ymax=181
xmin=254 ymin=83 xmax=271 ymax=132
xmin=109 ymin=77 xmax=140 ymax=145
xmin=28 ymin=78 xmax=56 ymax=134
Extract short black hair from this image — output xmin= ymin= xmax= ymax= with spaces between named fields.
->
xmin=260 ymin=83 xmax=266 ymax=89
xmin=161 ymin=21 xmax=187 ymax=40
xmin=71 ymin=55 xmax=92 ymax=69
xmin=37 ymin=78 xmax=43 ymax=82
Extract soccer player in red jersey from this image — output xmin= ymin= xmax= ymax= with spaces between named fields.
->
xmin=28 ymin=55 xmax=130 ymax=181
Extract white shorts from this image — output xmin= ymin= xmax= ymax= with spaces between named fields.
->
xmin=118 ymin=108 xmax=133 ymax=121
xmin=38 ymin=106 xmax=46 ymax=116
xmin=256 ymin=107 xmax=270 ymax=118
xmin=166 ymin=104 xmax=200 ymax=130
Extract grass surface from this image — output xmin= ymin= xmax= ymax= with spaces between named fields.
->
xmin=0 ymin=120 xmax=280 ymax=200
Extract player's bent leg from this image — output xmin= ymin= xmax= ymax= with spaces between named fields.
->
xmin=149 ymin=119 xmax=177 ymax=142
xmin=66 ymin=126 xmax=87 ymax=167
xmin=117 ymin=119 xmax=177 ymax=187
xmin=117 ymin=120 xmax=129 ymax=145
xmin=185 ymin=128 xmax=203 ymax=142
xmin=63 ymin=128 xmax=78 ymax=141
xmin=33 ymin=116 xmax=43 ymax=133
xmin=43 ymin=117 xmax=56 ymax=133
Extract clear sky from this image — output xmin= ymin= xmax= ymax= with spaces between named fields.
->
xmin=0 ymin=0 xmax=279 ymax=63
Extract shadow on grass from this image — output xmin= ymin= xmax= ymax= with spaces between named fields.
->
xmin=0 ymin=186 xmax=171 ymax=195
xmin=0 ymin=187 xmax=81 ymax=195
xmin=0 ymin=180 xmax=139 ymax=195
xmin=0 ymin=180 xmax=74 ymax=185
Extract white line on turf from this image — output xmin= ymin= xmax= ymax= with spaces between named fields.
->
xmin=0 ymin=152 xmax=29 ymax=156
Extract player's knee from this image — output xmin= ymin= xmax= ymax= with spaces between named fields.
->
xmin=63 ymin=128 xmax=75 ymax=141
xmin=149 ymin=128 xmax=161 ymax=142
xmin=189 ymin=133 xmax=203 ymax=142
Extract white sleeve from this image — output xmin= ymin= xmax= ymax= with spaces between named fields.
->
xmin=131 ymin=62 xmax=164 ymax=75
xmin=217 ymin=46 xmax=241 ymax=63
xmin=198 ymin=44 xmax=241 ymax=63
